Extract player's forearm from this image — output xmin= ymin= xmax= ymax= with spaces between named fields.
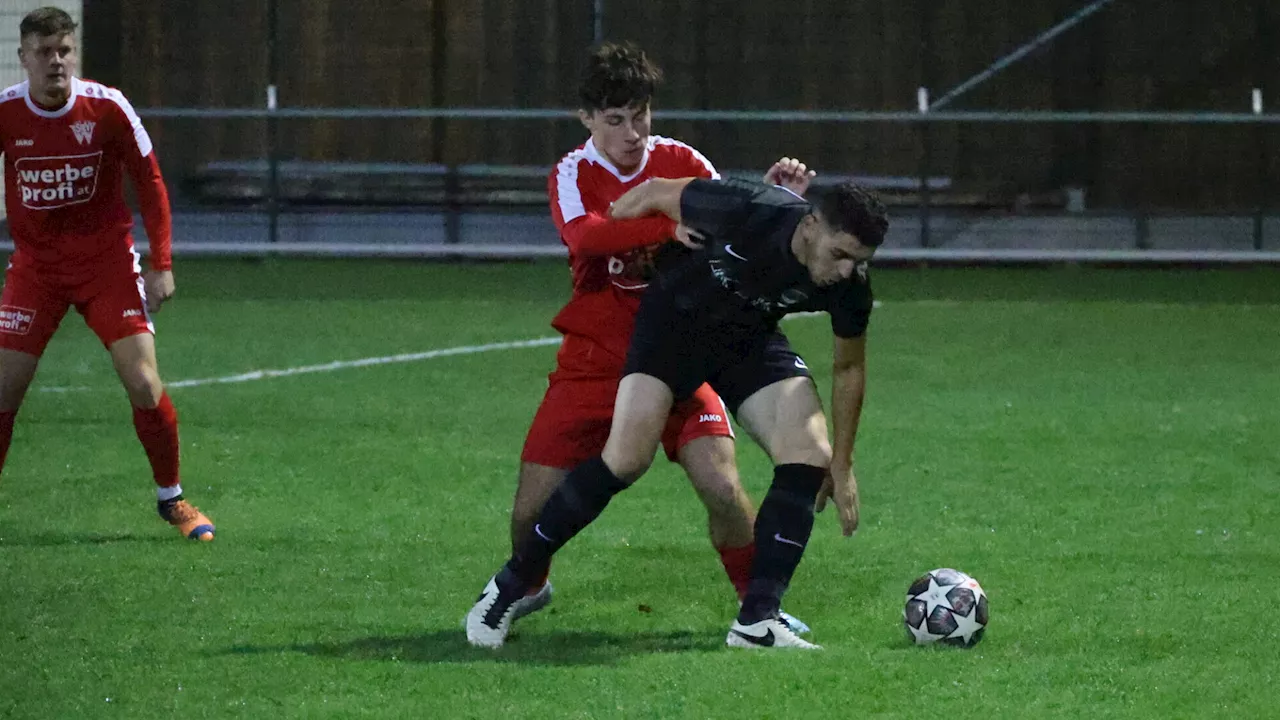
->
xmin=643 ymin=177 xmax=696 ymax=222
xmin=830 ymin=361 xmax=866 ymax=466
xmin=562 ymin=213 xmax=677 ymax=258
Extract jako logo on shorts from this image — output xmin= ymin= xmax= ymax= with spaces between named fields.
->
xmin=15 ymin=151 xmax=103 ymax=210
xmin=0 ymin=305 xmax=36 ymax=335
xmin=699 ymin=414 xmax=723 ymax=423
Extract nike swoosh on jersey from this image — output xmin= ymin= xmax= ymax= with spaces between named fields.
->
xmin=724 ymin=244 xmax=748 ymax=261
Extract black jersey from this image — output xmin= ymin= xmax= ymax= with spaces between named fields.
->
xmin=667 ymin=177 xmax=874 ymax=338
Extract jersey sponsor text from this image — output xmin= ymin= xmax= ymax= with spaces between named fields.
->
xmin=0 ymin=305 xmax=36 ymax=334
xmin=15 ymin=151 xmax=102 ymax=209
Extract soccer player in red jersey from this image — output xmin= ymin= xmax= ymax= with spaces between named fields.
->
xmin=504 ymin=42 xmax=813 ymax=630
xmin=0 ymin=7 xmax=213 ymax=541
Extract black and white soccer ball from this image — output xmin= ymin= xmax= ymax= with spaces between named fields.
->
xmin=903 ymin=568 xmax=989 ymax=648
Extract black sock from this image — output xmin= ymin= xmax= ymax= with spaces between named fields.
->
xmin=506 ymin=455 xmax=630 ymax=586
xmin=739 ymin=463 xmax=825 ymax=625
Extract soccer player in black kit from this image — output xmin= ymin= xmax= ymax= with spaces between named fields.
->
xmin=467 ymin=175 xmax=888 ymax=650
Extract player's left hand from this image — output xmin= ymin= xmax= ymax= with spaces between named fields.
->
xmin=816 ymin=461 xmax=859 ymax=537
xmin=763 ymin=157 xmax=817 ymax=196
xmin=144 ymin=270 xmax=175 ymax=313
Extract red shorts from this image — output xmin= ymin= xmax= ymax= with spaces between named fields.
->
xmin=0 ymin=264 xmax=153 ymax=356
xmin=521 ymin=375 xmax=735 ymax=469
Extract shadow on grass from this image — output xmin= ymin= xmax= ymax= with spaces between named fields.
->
xmin=227 ymin=628 xmax=720 ymax=667
xmin=0 ymin=531 xmax=174 ymax=547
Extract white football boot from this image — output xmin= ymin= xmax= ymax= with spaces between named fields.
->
xmin=511 ymin=581 xmax=554 ymax=621
xmin=465 ymin=574 xmax=525 ymax=648
xmin=726 ymin=615 xmax=822 ymax=650
xmin=738 ymin=601 xmax=811 ymax=636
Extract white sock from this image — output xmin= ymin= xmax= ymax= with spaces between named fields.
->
xmin=157 ymin=484 xmax=183 ymax=502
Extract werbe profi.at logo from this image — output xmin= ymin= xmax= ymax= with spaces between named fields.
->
xmin=15 ymin=151 xmax=102 ymax=210
xmin=0 ymin=305 xmax=36 ymax=335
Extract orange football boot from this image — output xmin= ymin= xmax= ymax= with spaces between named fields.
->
xmin=158 ymin=498 xmax=215 ymax=541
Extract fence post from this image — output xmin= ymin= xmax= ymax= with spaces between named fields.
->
xmin=917 ymin=88 xmax=933 ymax=250
xmin=1254 ymin=88 xmax=1266 ymax=251
xmin=266 ymin=0 xmax=280 ymax=245
xmin=445 ymin=166 xmax=461 ymax=245
xmin=917 ymin=3 xmax=935 ymax=250
xmin=1254 ymin=0 xmax=1272 ymax=250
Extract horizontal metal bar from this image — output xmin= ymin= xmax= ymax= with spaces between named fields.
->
xmin=4 ymin=241 xmax=1272 ymax=263
xmin=872 ymin=248 xmax=1280 ymax=263
xmin=137 ymin=107 xmax=576 ymax=120
xmin=134 ymin=107 xmax=1280 ymax=124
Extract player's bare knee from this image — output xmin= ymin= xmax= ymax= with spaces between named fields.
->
xmin=120 ymin=368 xmax=163 ymax=408
xmin=0 ymin=380 xmax=33 ymax=412
xmin=600 ymin=447 xmax=651 ymax=483
xmin=609 ymin=457 xmax=652 ymax=484
xmin=773 ymin=432 xmax=833 ymax=468
xmin=0 ymin=352 xmax=40 ymax=411
xmin=680 ymin=438 xmax=738 ymax=493
xmin=688 ymin=465 xmax=745 ymax=512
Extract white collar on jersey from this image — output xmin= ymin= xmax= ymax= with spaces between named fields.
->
xmin=25 ymin=76 xmax=80 ymax=119
xmin=585 ymin=136 xmax=651 ymax=183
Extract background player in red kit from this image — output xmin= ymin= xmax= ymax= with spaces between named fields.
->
xmin=0 ymin=7 xmax=213 ymax=541
xmin=508 ymin=42 xmax=814 ymax=627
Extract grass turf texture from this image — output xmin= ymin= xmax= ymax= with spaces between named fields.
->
xmin=1 ymin=259 xmax=1277 ymax=718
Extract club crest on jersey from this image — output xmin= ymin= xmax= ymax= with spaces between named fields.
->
xmin=70 ymin=121 xmax=96 ymax=146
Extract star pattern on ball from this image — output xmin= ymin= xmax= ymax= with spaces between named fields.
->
xmin=947 ymin=605 xmax=985 ymax=645
xmin=916 ymin=576 xmax=959 ymax=616
xmin=907 ymin=617 xmax=942 ymax=645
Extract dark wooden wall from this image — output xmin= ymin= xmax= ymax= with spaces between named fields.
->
xmin=83 ymin=0 xmax=1279 ymax=210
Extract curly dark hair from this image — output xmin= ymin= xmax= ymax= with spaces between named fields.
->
xmin=21 ymin=7 xmax=77 ymax=39
xmin=578 ymin=42 xmax=663 ymax=112
xmin=813 ymin=182 xmax=890 ymax=248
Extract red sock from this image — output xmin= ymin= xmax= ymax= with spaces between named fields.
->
xmin=718 ymin=542 xmax=756 ymax=601
xmin=132 ymin=392 xmax=180 ymax=488
xmin=0 ymin=410 xmax=15 ymax=475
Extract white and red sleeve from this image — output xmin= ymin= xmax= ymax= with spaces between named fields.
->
xmin=548 ymin=159 xmax=675 ymax=258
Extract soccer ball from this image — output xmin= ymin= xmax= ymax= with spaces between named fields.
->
xmin=903 ymin=568 xmax=989 ymax=648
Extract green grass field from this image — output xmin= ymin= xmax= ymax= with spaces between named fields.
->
xmin=1 ymin=259 xmax=1278 ymax=719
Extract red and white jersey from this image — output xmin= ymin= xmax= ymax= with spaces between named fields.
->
xmin=547 ymin=135 xmax=717 ymax=373
xmin=0 ymin=77 xmax=172 ymax=285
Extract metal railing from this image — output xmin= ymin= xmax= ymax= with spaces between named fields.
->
xmin=116 ymin=105 xmax=1278 ymax=263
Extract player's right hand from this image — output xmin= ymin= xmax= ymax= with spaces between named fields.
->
xmin=816 ymin=461 xmax=859 ymax=537
xmin=764 ymin=157 xmax=817 ymax=196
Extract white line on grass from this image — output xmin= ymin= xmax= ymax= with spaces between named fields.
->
xmin=46 ymin=297 xmax=1249 ymax=393
xmin=38 ymin=337 xmax=564 ymax=393
xmin=34 ymin=307 xmax=848 ymax=395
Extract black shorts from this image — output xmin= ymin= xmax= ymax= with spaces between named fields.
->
xmin=623 ymin=284 xmax=813 ymax=414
